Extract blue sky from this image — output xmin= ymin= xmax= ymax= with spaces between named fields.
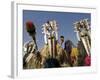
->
xmin=23 ymin=10 xmax=91 ymax=50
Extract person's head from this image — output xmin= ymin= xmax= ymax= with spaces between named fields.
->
xmin=64 ymin=40 xmax=72 ymax=54
xmin=26 ymin=21 xmax=36 ymax=37
xmin=60 ymin=36 xmax=64 ymax=45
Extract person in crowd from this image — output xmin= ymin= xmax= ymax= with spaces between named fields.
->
xmin=70 ymin=47 xmax=79 ymax=66
xmin=23 ymin=21 xmax=41 ymax=69
xmin=77 ymin=41 xmax=87 ymax=66
xmin=59 ymin=36 xmax=64 ymax=48
xmin=64 ymin=40 xmax=73 ymax=66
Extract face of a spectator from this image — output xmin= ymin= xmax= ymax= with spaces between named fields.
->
xmin=60 ymin=37 xmax=64 ymax=44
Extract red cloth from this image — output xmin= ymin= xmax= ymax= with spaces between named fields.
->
xmin=84 ymin=55 xmax=91 ymax=66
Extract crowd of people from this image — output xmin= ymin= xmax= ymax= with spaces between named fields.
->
xmin=59 ymin=35 xmax=91 ymax=67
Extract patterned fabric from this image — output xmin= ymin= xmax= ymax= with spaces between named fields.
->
xmin=23 ymin=40 xmax=41 ymax=69
xmin=71 ymin=48 xmax=79 ymax=66
xmin=71 ymin=48 xmax=79 ymax=57
xmin=24 ymin=40 xmax=37 ymax=54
